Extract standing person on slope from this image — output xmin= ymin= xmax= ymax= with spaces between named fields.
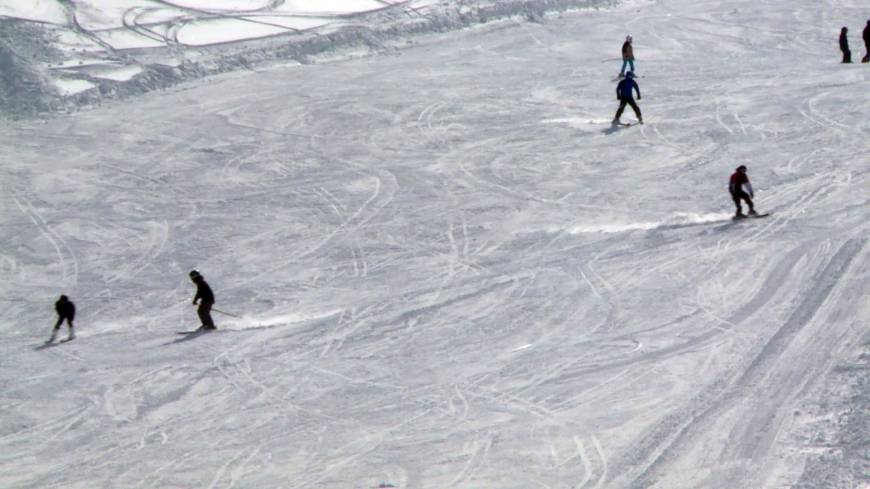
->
xmin=613 ymin=71 xmax=642 ymax=125
xmin=189 ymin=270 xmax=216 ymax=330
xmin=862 ymin=20 xmax=870 ymax=63
xmin=729 ymin=165 xmax=757 ymax=218
xmin=48 ymin=295 xmax=76 ymax=343
xmin=620 ymin=35 xmax=635 ymax=77
xmin=840 ymin=26 xmax=852 ymax=63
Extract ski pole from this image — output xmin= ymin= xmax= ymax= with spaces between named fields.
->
xmin=212 ymin=308 xmax=241 ymax=318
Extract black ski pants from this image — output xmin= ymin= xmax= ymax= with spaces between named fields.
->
xmin=615 ymin=97 xmax=642 ymax=121
xmin=731 ymin=191 xmax=755 ymax=215
xmin=842 ymin=47 xmax=852 ymax=63
xmin=198 ymin=301 xmax=216 ymax=329
xmin=54 ymin=315 xmax=74 ymax=330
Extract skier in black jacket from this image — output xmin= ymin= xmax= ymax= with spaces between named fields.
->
xmin=190 ymin=270 xmax=216 ymax=330
xmin=49 ymin=295 xmax=75 ymax=343
xmin=613 ymin=71 xmax=643 ymax=125
xmin=862 ymin=20 xmax=870 ymax=62
xmin=840 ymin=26 xmax=852 ymax=63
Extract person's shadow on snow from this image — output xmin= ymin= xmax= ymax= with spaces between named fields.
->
xmin=602 ymin=124 xmax=629 ymax=135
xmin=164 ymin=330 xmax=212 ymax=345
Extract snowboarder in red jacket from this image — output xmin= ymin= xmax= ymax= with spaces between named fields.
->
xmin=729 ymin=165 xmax=757 ymax=218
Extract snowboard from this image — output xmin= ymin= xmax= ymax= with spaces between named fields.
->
xmin=733 ymin=213 xmax=770 ymax=221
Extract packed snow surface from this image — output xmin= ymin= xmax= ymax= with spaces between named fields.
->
xmin=1 ymin=0 xmax=869 ymax=488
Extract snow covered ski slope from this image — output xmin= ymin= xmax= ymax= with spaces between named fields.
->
xmin=1 ymin=0 xmax=868 ymax=488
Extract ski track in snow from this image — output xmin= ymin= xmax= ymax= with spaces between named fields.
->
xmin=1 ymin=0 xmax=869 ymax=488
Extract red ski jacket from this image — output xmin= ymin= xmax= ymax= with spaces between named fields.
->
xmin=729 ymin=171 xmax=753 ymax=196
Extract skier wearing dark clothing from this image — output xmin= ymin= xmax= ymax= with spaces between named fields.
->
xmin=729 ymin=165 xmax=757 ymax=218
xmin=190 ymin=270 xmax=216 ymax=330
xmin=49 ymin=295 xmax=75 ymax=343
xmin=613 ymin=71 xmax=642 ymax=125
xmin=862 ymin=20 xmax=870 ymax=62
xmin=840 ymin=27 xmax=852 ymax=63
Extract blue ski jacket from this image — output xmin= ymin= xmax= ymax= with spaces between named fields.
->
xmin=617 ymin=78 xmax=640 ymax=100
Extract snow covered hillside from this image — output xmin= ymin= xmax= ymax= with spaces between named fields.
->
xmin=0 ymin=0 xmax=613 ymax=115
xmin=1 ymin=0 xmax=868 ymax=488
xmin=0 ymin=0 xmax=415 ymax=93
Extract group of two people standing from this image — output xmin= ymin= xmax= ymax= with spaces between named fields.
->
xmin=839 ymin=20 xmax=870 ymax=63
xmin=613 ymin=35 xmax=642 ymax=125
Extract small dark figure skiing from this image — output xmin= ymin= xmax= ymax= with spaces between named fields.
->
xmin=620 ymin=35 xmax=635 ymax=77
xmin=190 ymin=270 xmax=216 ymax=330
xmin=862 ymin=20 xmax=870 ymax=62
xmin=49 ymin=295 xmax=75 ymax=343
xmin=613 ymin=71 xmax=642 ymax=125
xmin=840 ymin=26 xmax=852 ymax=63
xmin=729 ymin=165 xmax=758 ymax=218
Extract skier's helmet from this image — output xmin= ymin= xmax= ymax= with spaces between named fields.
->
xmin=626 ymin=35 xmax=632 ymax=41
xmin=626 ymin=71 xmax=635 ymax=78
xmin=59 ymin=294 xmax=68 ymax=301
xmin=189 ymin=270 xmax=201 ymax=279
xmin=737 ymin=165 xmax=747 ymax=172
